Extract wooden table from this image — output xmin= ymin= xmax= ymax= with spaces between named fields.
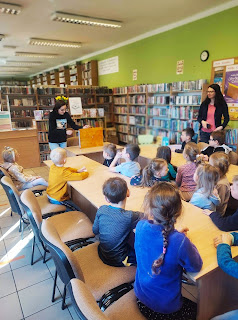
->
xmin=138 ymin=144 xmax=238 ymax=184
xmin=66 ymin=142 xmax=122 ymax=164
xmin=44 ymin=156 xmax=238 ymax=319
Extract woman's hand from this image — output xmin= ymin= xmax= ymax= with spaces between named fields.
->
xmin=201 ymin=120 xmax=208 ymax=129
xmin=214 ymin=126 xmax=223 ymax=132
xmin=83 ymin=125 xmax=90 ymax=129
xmin=66 ymin=129 xmax=73 ymax=135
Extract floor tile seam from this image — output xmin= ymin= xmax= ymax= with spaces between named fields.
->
xmin=23 ymin=300 xmax=64 ymax=319
xmin=11 ymin=267 xmax=25 ymax=319
xmin=13 ymin=272 xmax=53 ymax=293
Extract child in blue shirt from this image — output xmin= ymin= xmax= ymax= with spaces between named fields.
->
xmin=156 ymin=146 xmax=177 ymax=181
xmin=92 ymin=177 xmax=141 ymax=267
xmin=190 ymin=163 xmax=220 ymax=210
xmin=134 ymin=182 xmax=202 ymax=319
xmin=130 ymin=158 xmax=168 ymax=187
xmin=109 ymin=143 xmax=141 ymax=178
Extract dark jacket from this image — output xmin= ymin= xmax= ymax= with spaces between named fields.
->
xmin=197 ymin=100 xmax=229 ymax=130
xmin=48 ymin=111 xmax=82 ymax=143
xmin=210 ymin=209 xmax=238 ymax=232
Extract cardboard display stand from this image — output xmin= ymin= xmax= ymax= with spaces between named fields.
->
xmin=78 ymin=127 xmax=103 ymax=149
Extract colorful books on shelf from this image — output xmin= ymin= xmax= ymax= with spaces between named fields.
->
xmin=173 ymin=95 xmax=201 ymax=105
xmin=38 ymin=132 xmax=48 ymax=142
xmin=1 ymin=86 xmax=34 ymax=94
xmin=115 ymin=115 xmax=127 ymax=123
xmin=36 ymin=121 xmax=49 ymax=131
xmin=114 ymin=106 xmax=127 ymax=114
xmin=147 ymin=83 xmax=171 ymax=93
xmin=129 ymin=95 xmax=145 ymax=104
xmin=34 ymin=110 xmax=43 ymax=120
xmin=114 ymin=97 xmax=127 ymax=104
xmin=129 ymin=106 xmax=146 ymax=114
xmin=11 ymin=110 xmax=34 ymax=118
xmin=172 ymin=79 xmax=207 ymax=91
xmin=128 ymin=85 xmax=146 ymax=93
xmin=148 ymin=96 xmax=169 ymax=105
xmin=226 ymin=129 xmax=238 ymax=146
xmin=37 ymin=87 xmax=66 ymax=95
xmin=116 ymin=124 xmax=128 ymax=133
xmin=75 ymin=118 xmax=104 ymax=128
xmin=113 ymin=87 xmax=127 ymax=94
xmin=38 ymin=98 xmax=55 ymax=106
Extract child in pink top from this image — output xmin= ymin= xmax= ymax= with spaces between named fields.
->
xmin=176 ymin=142 xmax=200 ymax=201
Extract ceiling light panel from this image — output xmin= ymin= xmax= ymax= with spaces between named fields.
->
xmin=29 ymin=38 xmax=82 ymax=48
xmin=15 ymin=52 xmax=58 ymax=58
xmin=6 ymin=61 xmax=42 ymax=66
xmin=0 ymin=66 xmax=30 ymax=71
xmin=0 ymin=2 xmax=21 ymax=15
xmin=51 ymin=11 xmax=122 ymax=28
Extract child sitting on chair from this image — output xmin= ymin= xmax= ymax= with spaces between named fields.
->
xmin=103 ymin=143 xmax=117 ymax=167
xmin=47 ymin=147 xmax=88 ymax=211
xmin=109 ymin=143 xmax=141 ymax=178
xmin=0 ymin=146 xmax=48 ymax=190
xmin=93 ymin=177 xmax=142 ymax=266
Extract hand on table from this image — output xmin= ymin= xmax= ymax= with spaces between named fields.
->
xmin=214 ymin=233 xmax=233 ymax=248
xmin=77 ymin=167 xmax=87 ymax=173
xmin=177 ymin=226 xmax=189 ymax=236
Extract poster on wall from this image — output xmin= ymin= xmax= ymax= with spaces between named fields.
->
xmin=0 ymin=111 xmax=12 ymax=131
xmin=69 ymin=97 xmax=82 ymax=115
xmin=176 ymin=60 xmax=184 ymax=75
xmin=133 ymin=69 xmax=137 ymax=81
xmin=224 ymin=65 xmax=238 ymax=105
xmin=98 ymin=56 xmax=119 ymax=75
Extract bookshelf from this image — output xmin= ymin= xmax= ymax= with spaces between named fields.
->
xmin=113 ymin=80 xmax=209 ymax=144
xmin=81 ymin=60 xmax=98 ymax=86
xmin=69 ymin=63 xmax=82 ymax=86
xmin=58 ymin=66 xmax=70 ymax=88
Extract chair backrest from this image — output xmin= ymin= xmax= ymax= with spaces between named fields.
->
xmin=138 ymin=135 xmax=154 ymax=145
xmin=197 ymin=142 xmax=209 ymax=153
xmin=229 ymin=151 xmax=238 ymax=165
xmin=68 ymin=278 xmax=108 ymax=320
xmin=67 ymin=137 xmax=79 ymax=147
xmin=20 ymin=189 xmax=43 ymax=227
xmin=0 ymin=176 xmax=24 ymax=217
xmin=40 ymin=219 xmax=84 ymax=285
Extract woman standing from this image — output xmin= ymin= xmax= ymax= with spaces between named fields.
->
xmin=48 ymin=97 xmax=89 ymax=150
xmin=197 ymin=84 xmax=229 ymax=143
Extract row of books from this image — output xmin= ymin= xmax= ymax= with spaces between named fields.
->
xmin=114 ymin=106 xmax=127 ymax=114
xmin=115 ymin=115 xmax=127 ymax=124
xmin=36 ymin=88 xmax=66 ymax=95
xmin=170 ymin=120 xmax=200 ymax=133
xmin=80 ymin=108 xmax=104 ymax=118
xmin=68 ymin=87 xmax=112 ymax=95
xmin=37 ymin=121 xmax=49 ymax=131
xmin=0 ymin=81 xmax=28 ymax=86
xmin=82 ymin=61 xmax=92 ymax=71
xmin=40 ymin=153 xmax=50 ymax=162
xmin=128 ymin=85 xmax=146 ymax=93
xmin=115 ymin=124 xmax=128 ymax=133
xmin=129 ymin=116 xmax=146 ymax=126
xmin=75 ymin=119 xmax=104 ymax=128
xmin=226 ymin=129 xmax=238 ymax=145
xmin=12 ymin=120 xmax=33 ymax=129
xmin=128 ymin=126 xmax=146 ymax=135
xmin=39 ymin=144 xmax=50 ymax=153
xmin=38 ymin=132 xmax=48 ymax=143
xmin=82 ymin=70 xmax=92 ymax=79
xmin=129 ymin=106 xmax=146 ymax=114
xmin=10 ymin=98 xmax=36 ymax=106
xmin=147 ymin=83 xmax=171 ymax=93
xmin=113 ymin=87 xmax=127 ymax=94
xmin=148 ymin=119 xmax=170 ymax=129
xmin=172 ymin=95 xmax=201 ymax=105
xmin=148 ymin=96 xmax=170 ymax=105
xmin=114 ymin=97 xmax=127 ymax=104
xmin=172 ymin=80 xmax=207 ymax=91
xmin=34 ymin=110 xmax=50 ymax=120
xmin=83 ymin=79 xmax=93 ymax=86
xmin=96 ymin=96 xmax=112 ymax=103
xmin=148 ymin=107 xmax=168 ymax=117
xmin=38 ymin=98 xmax=55 ymax=106
xmin=118 ymin=133 xmax=137 ymax=144
xmin=170 ymin=106 xmax=199 ymax=120
xmin=1 ymin=86 xmax=34 ymax=94
xmin=129 ymin=95 xmax=146 ymax=104
xmin=11 ymin=110 xmax=34 ymax=118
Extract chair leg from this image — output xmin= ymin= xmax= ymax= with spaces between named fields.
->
xmin=52 ymin=270 xmax=57 ymax=302
xmin=31 ymin=236 xmax=35 ymax=265
xmin=61 ymin=285 xmax=66 ymax=310
xmin=19 ymin=218 xmax=22 ymax=232
xmin=43 ymin=250 xmax=47 ymax=263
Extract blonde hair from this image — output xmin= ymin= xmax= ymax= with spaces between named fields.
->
xmin=103 ymin=144 xmax=117 ymax=158
xmin=210 ymin=152 xmax=230 ymax=178
xmin=196 ymin=163 xmax=220 ymax=197
xmin=50 ymin=148 xmax=67 ymax=165
xmin=183 ymin=142 xmax=199 ymax=162
xmin=2 ymin=146 xmax=17 ymax=163
xmin=140 ymin=158 xmax=167 ymax=187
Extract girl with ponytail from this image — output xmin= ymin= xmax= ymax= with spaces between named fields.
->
xmin=134 ymin=182 xmax=202 ymax=320
xmin=130 ymin=158 xmax=168 ymax=187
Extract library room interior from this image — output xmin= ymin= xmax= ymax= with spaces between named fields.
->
xmin=1 ymin=1 xmax=238 ymax=319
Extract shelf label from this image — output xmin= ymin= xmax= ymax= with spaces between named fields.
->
xmin=98 ymin=56 xmax=119 ymax=75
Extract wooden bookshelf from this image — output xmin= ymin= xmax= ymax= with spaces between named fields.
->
xmin=81 ymin=60 xmax=98 ymax=86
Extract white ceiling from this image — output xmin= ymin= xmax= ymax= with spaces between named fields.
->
xmin=0 ymin=0 xmax=236 ymax=78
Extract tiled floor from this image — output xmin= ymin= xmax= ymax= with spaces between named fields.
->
xmin=0 ymin=165 xmax=197 ymax=320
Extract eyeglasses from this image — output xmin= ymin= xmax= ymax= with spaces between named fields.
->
xmin=207 ymin=91 xmax=215 ymax=94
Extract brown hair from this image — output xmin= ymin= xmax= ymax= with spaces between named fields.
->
xmin=209 ymin=152 xmax=230 ymax=178
xmin=184 ymin=142 xmax=199 ymax=163
xmin=182 ymin=128 xmax=195 ymax=140
xmin=2 ymin=146 xmax=17 ymax=163
xmin=103 ymin=144 xmax=117 ymax=158
xmin=140 ymin=158 xmax=167 ymax=187
xmin=156 ymin=146 xmax=171 ymax=164
xmin=195 ymin=163 xmax=220 ymax=197
xmin=103 ymin=177 xmax=128 ymax=204
xmin=126 ymin=144 xmax=140 ymax=161
xmin=143 ymin=182 xmax=182 ymax=275
xmin=211 ymin=130 xmax=226 ymax=146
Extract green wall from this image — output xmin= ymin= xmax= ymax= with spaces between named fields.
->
xmin=85 ymin=6 xmax=238 ymax=88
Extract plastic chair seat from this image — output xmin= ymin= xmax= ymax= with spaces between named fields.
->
xmin=36 ymin=194 xmax=66 ymax=216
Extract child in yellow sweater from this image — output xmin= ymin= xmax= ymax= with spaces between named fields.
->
xmin=47 ymin=147 xmax=89 ymax=211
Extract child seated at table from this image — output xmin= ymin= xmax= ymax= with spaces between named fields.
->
xmin=200 ymin=130 xmax=231 ymax=161
xmin=109 ymin=143 xmax=141 ymax=178
xmin=190 ymin=163 xmax=220 ymax=210
xmin=212 ymin=232 xmax=238 ymax=319
xmin=103 ymin=143 xmax=117 ymax=167
xmin=176 ymin=142 xmax=200 ymax=201
xmin=209 ymin=152 xmax=230 ymax=216
xmin=156 ymin=146 xmax=177 ymax=180
xmin=175 ymin=128 xmax=195 ymax=153
xmin=130 ymin=158 xmax=168 ymax=187
xmin=92 ymin=177 xmax=141 ymax=267
xmin=0 ymin=146 xmax=48 ymax=190
xmin=203 ymin=175 xmax=238 ymax=231
xmin=47 ymin=147 xmax=88 ymax=211
xmin=134 ymin=182 xmax=202 ymax=320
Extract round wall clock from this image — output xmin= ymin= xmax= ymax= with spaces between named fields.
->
xmin=200 ymin=50 xmax=209 ymax=62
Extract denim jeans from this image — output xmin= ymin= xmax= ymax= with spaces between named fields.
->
xmin=49 ymin=142 xmax=67 ymax=150
xmin=48 ymin=197 xmax=81 ymax=212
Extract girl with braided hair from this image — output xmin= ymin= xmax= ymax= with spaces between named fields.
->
xmin=134 ymin=182 xmax=203 ymax=320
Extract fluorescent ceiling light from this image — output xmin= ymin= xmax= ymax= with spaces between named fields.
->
xmin=6 ymin=61 xmax=42 ymax=66
xmin=3 ymin=45 xmax=17 ymax=49
xmin=51 ymin=11 xmax=122 ymax=28
xmin=0 ymin=2 xmax=21 ymax=15
xmin=15 ymin=52 xmax=58 ymax=58
xmin=0 ymin=34 xmax=5 ymax=41
xmin=0 ymin=66 xmax=30 ymax=71
xmin=0 ymin=71 xmax=23 ymax=74
xmin=29 ymin=38 xmax=82 ymax=48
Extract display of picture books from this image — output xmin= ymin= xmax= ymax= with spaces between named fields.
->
xmin=34 ymin=110 xmax=44 ymax=120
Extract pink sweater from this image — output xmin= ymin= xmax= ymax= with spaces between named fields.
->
xmin=176 ymin=162 xmax=197 ymax=192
